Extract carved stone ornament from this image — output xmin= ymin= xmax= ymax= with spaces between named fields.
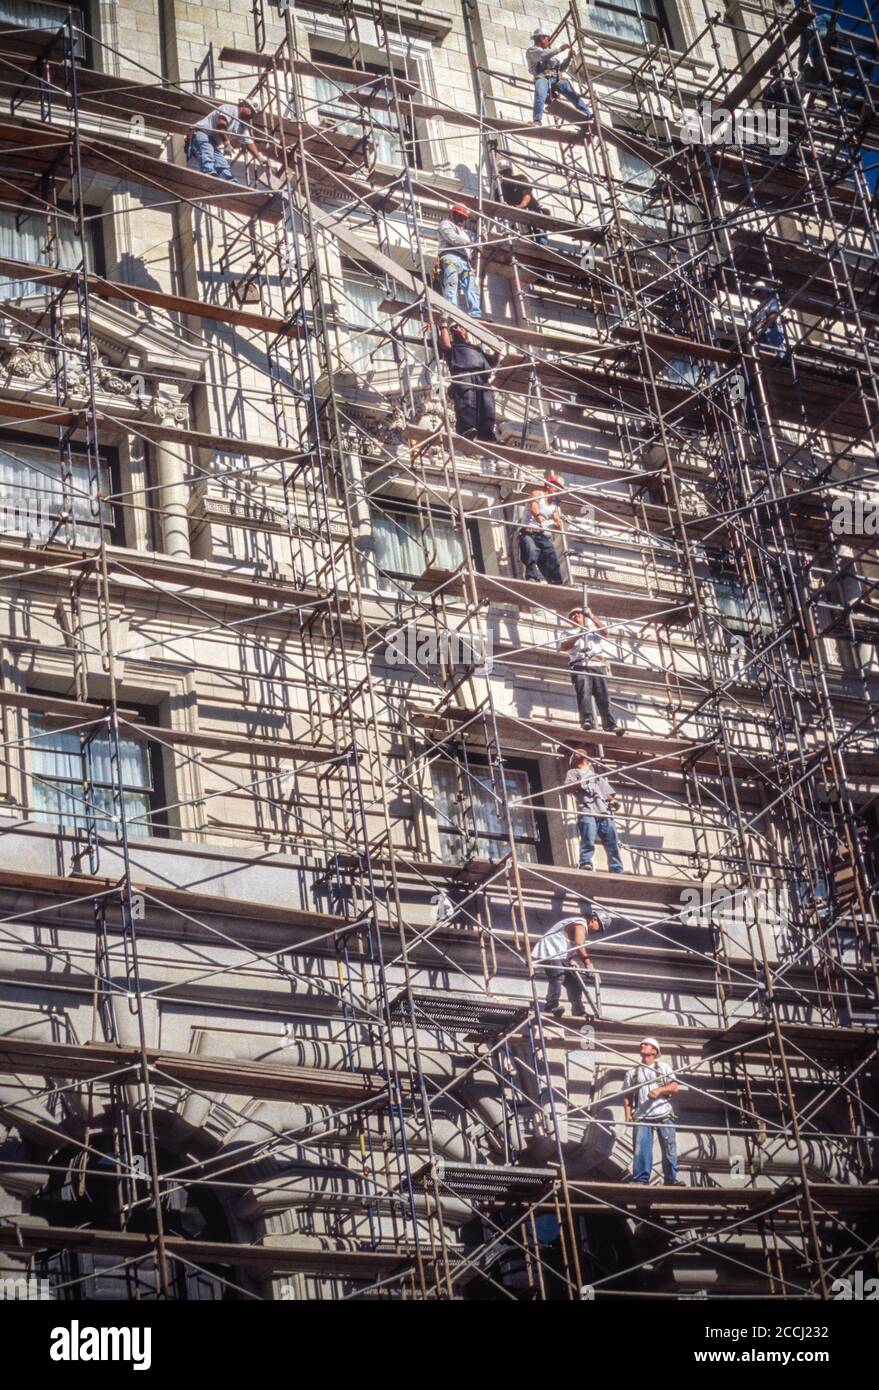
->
xmin=150 ymin=383 xmax=189 ymax=427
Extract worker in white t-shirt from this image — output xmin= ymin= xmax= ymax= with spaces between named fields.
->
xmin=532 ymin=909 xmax=606 ymax=1016
xmin=623 ymin=1037 xmax=685 ymax=1185
xmin=519 ymin=482 xmax=563 ymax=584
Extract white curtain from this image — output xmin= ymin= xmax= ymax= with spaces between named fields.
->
xmin=589 ymin=0 xmax=659 ymax=45
xmin=0 ymin=444 xmax=111 ymax=543
xmin=0 ymin=208 xmax=83 ymax=298
xmin=0 ymin=0 xmax=71 ymax=26
xmin=372 ymin=510 xmax=464 ymax=593
xmin=29 ymin=714 xmax=153 ymax=831
xmin=340 ymin=276 xmax=391 ymax=372
xmin=313 ymin=74 xmax=403 ymax=166
xmin=431 ymin=761 xmax=538 ymax=864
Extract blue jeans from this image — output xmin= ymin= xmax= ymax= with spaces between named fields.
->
xmin=519 ymin=530 xmax=562 ymax=584
xmin=190 ymin=129 xmax=234 ymax=181
xmin=578 ymin=814 xmax=623 ymax=872
xmin=440 ymin=256 xmax=481 ymax=317
xmin=533 ymin=76 xmax=593 ymax=124
xmin=633 ymin=1120 xmax=677 ymax=1184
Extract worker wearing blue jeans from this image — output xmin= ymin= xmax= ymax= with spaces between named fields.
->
xmin=440 ymin=257 xmax=482 ymax=318
xmin=189 ymin=128 xmax=234 ymax=180
xmin=577 ymin=813 xmax=623 ymax=872
xmin=533 ymin=74 xmax=593 ymax=125
xmin=527 ymin=29 xmax=593 ymax=126
xmin=624 ymin=1039 xmax=684 ymax=1185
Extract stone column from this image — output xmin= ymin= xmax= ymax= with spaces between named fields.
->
xmin=151 ymin=385 xmax=192 ymax=559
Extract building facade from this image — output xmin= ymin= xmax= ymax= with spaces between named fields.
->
xmin=0 ymin=0 xmax=876 ymax=1299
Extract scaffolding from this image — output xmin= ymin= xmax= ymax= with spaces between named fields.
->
xmin=0 ymin=0 xmax=876 ymax=1300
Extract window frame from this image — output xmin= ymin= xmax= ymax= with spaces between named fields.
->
xmin=0 ymin=428 xmax=122 ymax=547
xmin=588 ymin=0 xmax=671 ymax=47
xmin=309 ymin=46 xmax=422 ymax=170
xmin=430 ymin=753 xmax=551 ymax=866
xmin=369 ymin=495 xmax=483 ymax=593
xmin=27 ymin=701 xmax=168 ymax=838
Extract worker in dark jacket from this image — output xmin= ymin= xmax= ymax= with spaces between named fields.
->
xmin=438 ymin=323 xmax=499 ymax=440
xmin=498 ymin=164 xmax=549 ymax=246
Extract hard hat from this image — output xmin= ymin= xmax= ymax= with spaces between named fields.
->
xmin=532 ymin=26 xmax=550 ymax=39
xmin=583 ymin=905 xmax=610 ymax=930
xmin=450 ymin=202 xmax=470 ymax=217
xmin=640 ymin=1036 xmax=660 ymax=1052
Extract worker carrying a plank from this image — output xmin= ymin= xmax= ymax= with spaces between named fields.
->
xmin=533 ymin=908 xmax=608 ymax=1017
xmin=436 ymin=203 xmax=483 ymax=318
xmin=498 ymin=164 xmax=549 ymax=247
xmin=564 ymin=748 xmax=624 ymax=872
xmin=560 ymin=606 xmax=622 ymax=734
xmin=623 ymin=1038 xmax=685 ymax=1185
xmin=527 ymin=27 xmax=593 ymax=128
xmin=437 ymin=323 xmax=498 ymax=441
xmin=519 ymin=482 xmax=564 ymax=584
xmin=187 ymin=99 xmax=269 ymax=182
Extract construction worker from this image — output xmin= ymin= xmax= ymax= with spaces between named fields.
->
xmin=436 ymin=203 xmax=482 ymax=318
xmin=437 ymin=323 xmax=498 ymax=440
xmin=498 ymin=164 xmax=549 ymax=246
xmin=623 ymin=1038 xmax=684 ymax=1185
xmin=751 ymin=279 xmax=786 ymax=354
xmin=564 ymin=748 xmax=624 ymax=872
xmin=526 ymin=27 xmax=593 ymax=127
xmin=560 ymin=606 xmax=621 ymax=734
xmin=188 ymin=99 xmax=268 ymax=182
xmin=532 ymin=909 xmax=607 ymax=1017
xmin=519 ymin=482 xmax=563 ymax=584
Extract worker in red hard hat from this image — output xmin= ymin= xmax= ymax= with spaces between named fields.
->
xmin=435 ymin=201 xmax=482 ymax=318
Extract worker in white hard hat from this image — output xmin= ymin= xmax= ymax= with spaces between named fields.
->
xmin=526 ymin=27 xmax=593 ymax=128
xmin=623 ymin=1038 xmax=685 ymax=1185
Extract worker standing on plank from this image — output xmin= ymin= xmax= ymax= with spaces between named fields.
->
xmin=560 ymin=606 xmax=622 ymax=734
xmin=436 ymin=203 xmax=482 ymax=318
xmin=564 ymin=748 xmax=624 ymax=872
xmin=518 ymin=482 xmax=563 ymax=584
xmin=623 ymin=1038 xmax=685 ymax=1185
xmin=533 ymin=909 xmax=607 ymax=1017
xmin=187 ymin=99 xmax=269 ymax=182
xmin=498 ymin=164 xmax=549 ymax=247
xmin=527 ymin=27 xmax=593 ymax=127
xmin=438 ymin=323 xmax=498 ymax=440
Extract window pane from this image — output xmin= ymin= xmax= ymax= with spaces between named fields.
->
xmin=29 ymin=713 xmax=154 ymax=832
xmin=0 ymin=0 xmax=74 ymax=27
xmin=313 ymin=74 xmax=403 ymax=165
xmin=431 ymin=762 xmax=539 ymax=864
xmin=0 ymin=444 xmax=111 ymax=543
xmin=87 ymin=734 xmax=153 ymax=792
xmin=590 ymin=1 xmax=660 ymax=45
xmin=0 ymin=209 xmax=85 ymax=299
xmin=371 ymin=510 xmax=465 ymax=594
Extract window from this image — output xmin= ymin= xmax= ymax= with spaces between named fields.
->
xmin=0 ymin=439 xmax=114 ymax=545
xmin=430 ymin=758 xmax=546 ymax=865
xmin=713 ymin=577 xmax=774 ymax=638
xmin=29 ymin=711 xmax=163 ymax=835
xmin=370 ymin=500 xmax=479 ymax=596
xmin=589 ymin=0 xmax=669 ymax=46
xmin=617 ymin=149 xmax=663 ymax=228
xmin=0 ymin=0 xmax=81 ymax=27
xmin=0 ymin=204 xmax=101 ymax=300
xmin=340 ymin=272 xmax=395 ymax=375
xmin=311 ymin=52 xmax=407 ymax=166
